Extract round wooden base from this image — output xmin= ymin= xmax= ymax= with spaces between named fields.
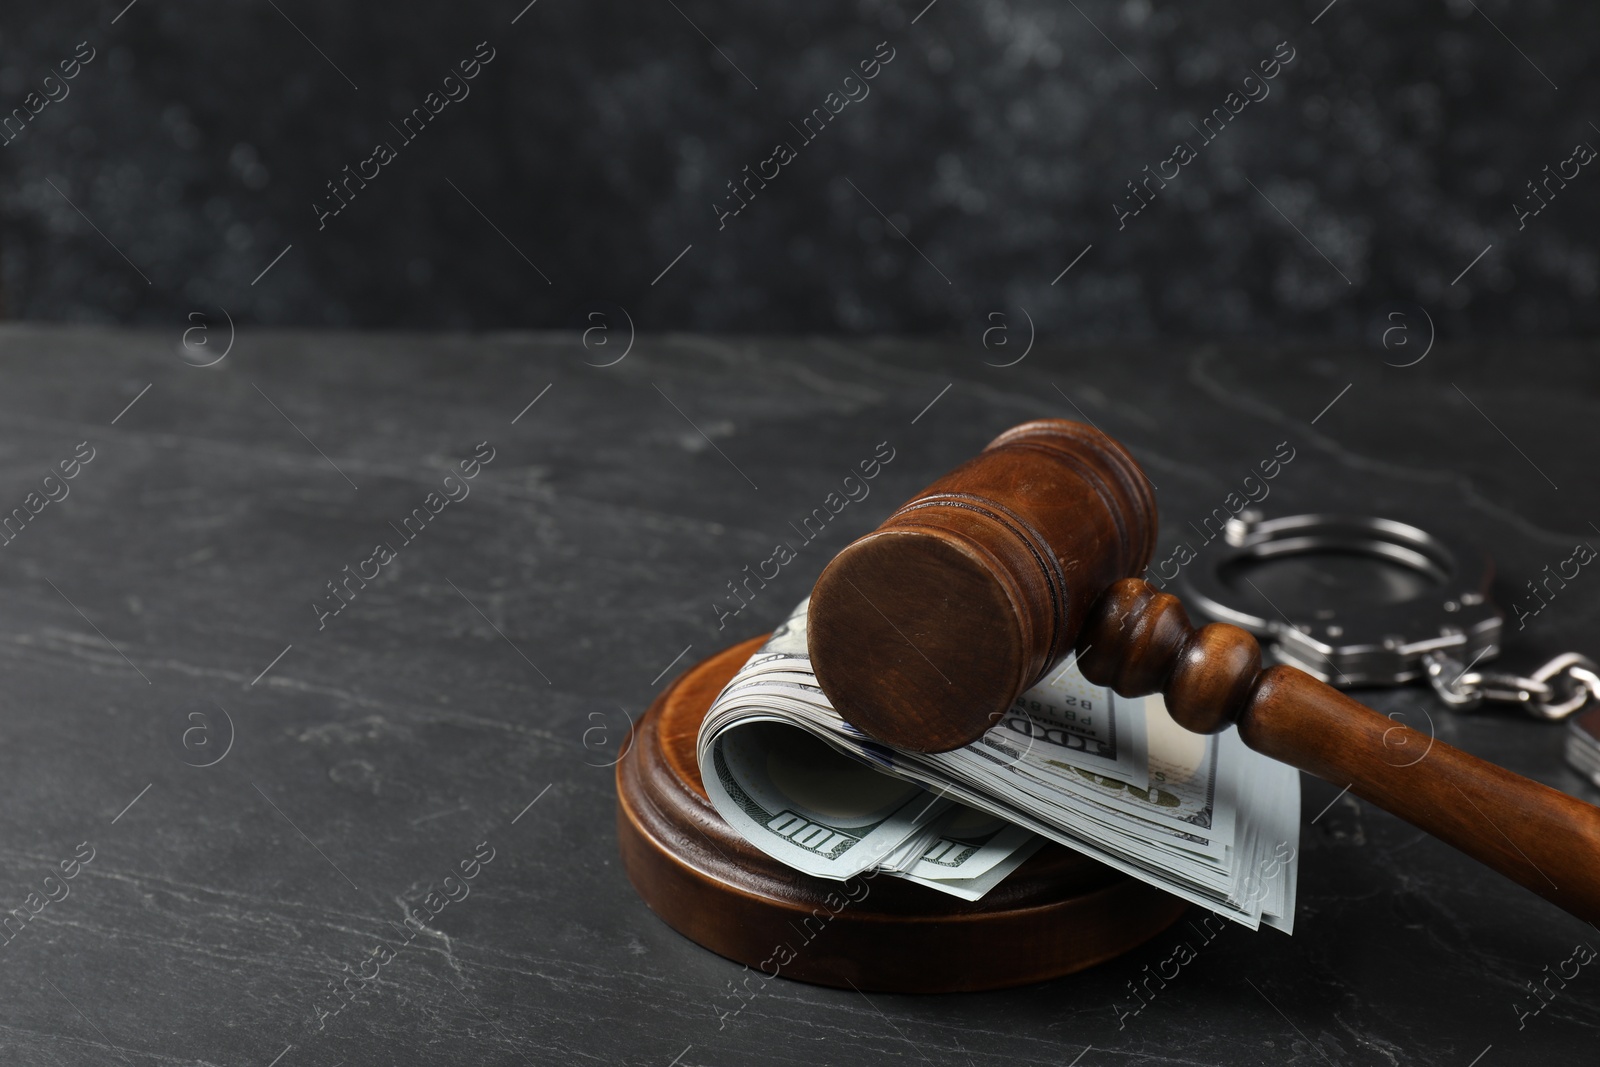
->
xmin=616 ymin=636 xmax=1189 ymax=992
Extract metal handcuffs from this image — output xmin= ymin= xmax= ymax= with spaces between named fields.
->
xmin=1178 ymin=512 xmax=1599 ymax=721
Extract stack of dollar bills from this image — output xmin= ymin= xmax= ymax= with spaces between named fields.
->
xmin=698 ymin=597 xmax=1299 ymax=931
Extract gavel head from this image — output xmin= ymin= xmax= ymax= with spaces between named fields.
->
xmin=808 ymin=419 xmax=1157 ymax=753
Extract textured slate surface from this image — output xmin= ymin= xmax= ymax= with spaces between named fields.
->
xmin=2 ymin=1 xmax=1599 ymax=338
xmin=0 ymin=326 xmax=1596 ymax=1065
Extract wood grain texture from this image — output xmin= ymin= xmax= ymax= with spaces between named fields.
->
xmin=809 ymin=419 xmax=1157 ymax=752
xmin=615 ymin=637 xmax=1188 ymax=992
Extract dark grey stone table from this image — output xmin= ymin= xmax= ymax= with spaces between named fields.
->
xmin=1 ymin=325 xmax=1595 ymax=1065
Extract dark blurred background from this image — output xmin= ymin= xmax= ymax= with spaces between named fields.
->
xmin=1 ymin=0 xmax=1594 ymax=337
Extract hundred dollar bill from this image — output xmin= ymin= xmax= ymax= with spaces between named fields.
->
xmin=991 ymin=652 xmax=1152 ymax=789
xmin=997 ymin=705 xmax=1234 ymax=848
xmin=891 ymin=841 xmax=1045 ymax=902
xmin=705 ymin=718 xmax=950 ymax=879
xmin=698 ymin=597 xmax=1299 ymax=928
xmin=902 ymin=805 xmax=1038 ymax=882
xmin=878 ymin=815 xmax=955 ymax=873
xmin=889 ymin=805 xmax=1045 ymax=901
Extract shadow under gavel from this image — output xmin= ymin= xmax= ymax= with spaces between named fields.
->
xmin=808 ymin=418 xmax=1600 ymax=924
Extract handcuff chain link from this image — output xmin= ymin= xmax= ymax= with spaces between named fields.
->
xmin=1423 ymin=650 xmax=1600 ymax=720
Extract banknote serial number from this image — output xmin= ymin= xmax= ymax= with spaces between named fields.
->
xmin=1008 ymin=696 xmax=1094 ymax=733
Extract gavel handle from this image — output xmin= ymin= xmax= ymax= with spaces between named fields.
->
xmin=1246 ymin=667 xmax=1600 ymax=922
xmin=1078 ymin=578 xmax=1600 ymax=924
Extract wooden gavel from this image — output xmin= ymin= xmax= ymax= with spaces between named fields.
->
xmin=808 ymin=419 xmax=1600 ymax=923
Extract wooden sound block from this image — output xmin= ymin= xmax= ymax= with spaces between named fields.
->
xmin=615 ymin=635 xmax=1189 ymax=993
